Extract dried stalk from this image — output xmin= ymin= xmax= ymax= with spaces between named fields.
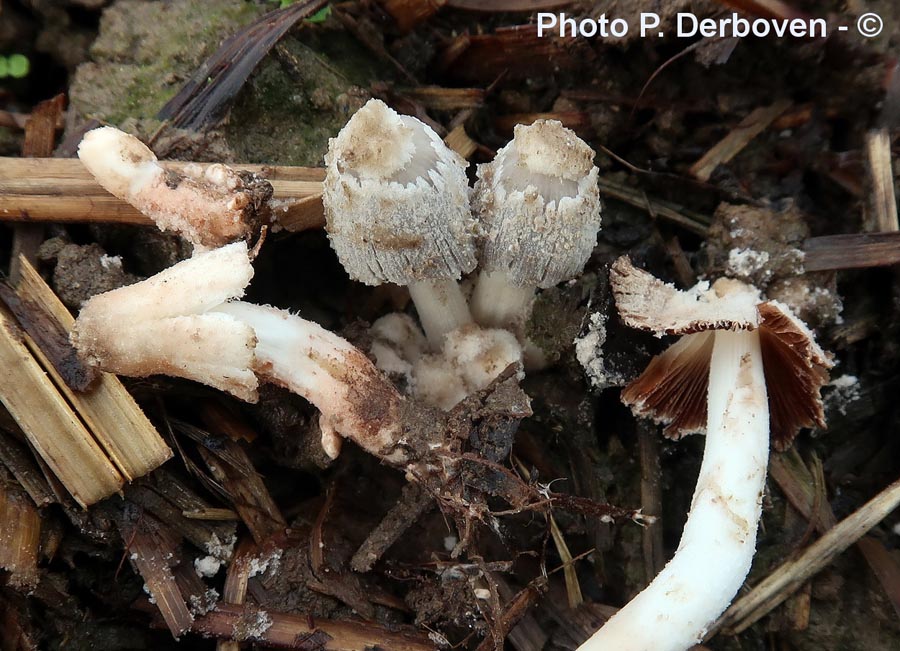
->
xmin=15 ymin=257 xmax=172 ymax=480
xmin=710 ymin=474 xmax=900 ymax=636
xmin=0 ymin=306 xmax=123 ymax=507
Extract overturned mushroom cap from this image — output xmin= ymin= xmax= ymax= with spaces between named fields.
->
xmin=473 ymin=120 xmax=601 ymax=288
xmin=611 ymin=256 xmax=832 ymax=449
xmin=323 ymin=99 xmax=476 ymax=286
xmin=78 ymin=126 xmax=271 ymax=250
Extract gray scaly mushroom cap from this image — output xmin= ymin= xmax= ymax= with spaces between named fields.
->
xmin=473 ymin=120 xmax=601 ymax=288
xmin=323 ymin=99 xmax=476 ymax=286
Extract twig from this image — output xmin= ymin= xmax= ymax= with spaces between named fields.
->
xmin=192 ymin=602 xmax=435 ymax=651
xmin=802 ymin=232 xmax=900 ymax=271
xmin=689 ymin=99 xmax=793 ymax=182
xmin=709 ymin=473 xmax=900 ymax=636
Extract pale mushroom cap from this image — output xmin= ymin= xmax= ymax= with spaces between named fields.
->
xmin=610 ymin=256 xmax=833 ymax=449
xmin=323 ymin=99 xmax=476 ymax=286
xmin=473 ymin=119 xmax=601 ymax=288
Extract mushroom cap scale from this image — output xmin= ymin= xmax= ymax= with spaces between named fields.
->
xmin=323 ymin=99 xmax=476 ymax=286
xmin=473 ymin=120 xmax=601 ymax=289
xmin=611 ymin=256 xmax=833 ymax=449
xmin=610 ymin=256 xmax=760 ymax=336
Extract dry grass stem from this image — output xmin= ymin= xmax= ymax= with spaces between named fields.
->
xmin=711 ymin=474 xmax=900 ymax=636
xmin=0 ymin=306 xmax=123 ymax=507
xmin=16 ymin=256 xmax=172 ymax=480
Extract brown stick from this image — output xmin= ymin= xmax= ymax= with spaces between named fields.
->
xmin=802 ymin=232 xmax=900 ymax=271
xmin=0 ymin=157 xmax=324 ymax=231
xmin=689 ymin=99 xmax=792 ymax=182
xmin=192 ymin=602 xmax=435 ymax=651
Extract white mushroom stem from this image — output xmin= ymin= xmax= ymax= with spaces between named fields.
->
xmin=408 ymin=279 xmax=473 ymax=348
xmin=579 ymin=329 xmax=769 ymax=651
xmin=212 ymin=302 xmax=407 ymax=464
xmin=469 ymin=270 xmax=534 ymax=332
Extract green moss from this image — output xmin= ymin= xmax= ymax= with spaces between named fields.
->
xmin=69 ymin=0 xmax=263 ymax=125
xmin=225 ymin=34 xmax=371 ymax=166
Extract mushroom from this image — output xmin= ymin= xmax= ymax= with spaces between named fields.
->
xmin=471 ymin=120 xmax=601 ymax=363
xmin=71 ymin=241 xmax=259 ymax=402
xmin=71 ymin=242 xmax=407 ymax=463
xmin=78 ymin=126 xmax=271 ymax=250
xmin=577 ymin=256 xmax=832 ymax=651
xmin=323 ymin=99 xmax=476 ymax=349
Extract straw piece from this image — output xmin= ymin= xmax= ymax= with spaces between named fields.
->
xmin=0 ymin=307 xmax=123 ymax=507
xmin=16 ymin=257 xmax=172 ymax=481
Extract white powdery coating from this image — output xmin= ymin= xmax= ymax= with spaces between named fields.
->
xmin=194 ymin=555 xmax=222 ymax=578
xmin=248 ymin=548 xmax=283 ymax=578
xmin=71 ymin=242 xmax=259 ymax=401
xmin=204 ymin=532 xmax=237 ymax=560
xmin=824 ymin=374 xmax=861 ymax=416
xmin=726 ymin=248 xmax=770 ymax=278
xmin=323 ymin=99 xmax=476 ymax=286
xmin=574 ymin=311 xmax=625 ymax=390
xmin=413 ymin=324 xmax=523 ymax=410
xmin=235 ymin=611 xmax=273 ymax=641
xmin=581 ymin=330 xmax=768 ymax=651
xmin=473 ymin=120 xmax=601 ymax=288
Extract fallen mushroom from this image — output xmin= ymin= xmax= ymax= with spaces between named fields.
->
xmin=323 ymin=98 xmax=477 ymax=349
xmin=78 ymin=126 xmax=272 ymax=250
xmin=471 ymin=119 xmax=601 ymax=365
xmin=577 ymin=256 xmax=832 ymax=651
xmin=71 ymin=242 xmax=408 ymax=463
xmin=70 ymin=242 xmax=259 ymax=402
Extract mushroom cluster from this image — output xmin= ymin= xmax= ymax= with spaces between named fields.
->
xmin=323 ymin=99 xmax=602 ymax=409
xmin=70 ymin=108 xmax=834 ymax=651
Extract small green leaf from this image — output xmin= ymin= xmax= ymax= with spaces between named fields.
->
xmin=8 ymin=54 xmax=29 ymax=78
xmin=305 ymin=6 xmax=331 ymax=23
